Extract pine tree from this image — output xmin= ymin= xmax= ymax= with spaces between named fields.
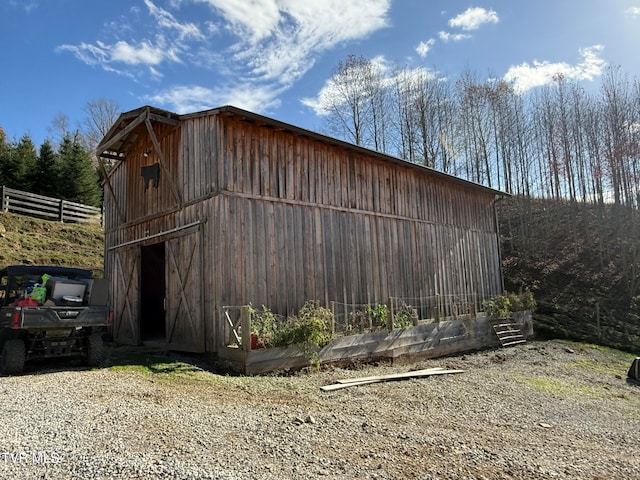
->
xmin=0 ymin=126 xmax=9 ymax=186
xmin=33 ymin=140 xmax=59 ymax=197
xmin=0 ymin=134 xmax=38 ymax=191
xmin=57 ymin=134 xmax=101 ymax=206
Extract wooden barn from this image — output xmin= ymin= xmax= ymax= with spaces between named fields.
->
xmin=96 ymin=105 xmax=505 ymax=357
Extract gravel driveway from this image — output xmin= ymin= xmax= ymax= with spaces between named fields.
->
xmin=0 ymin=340 xmax=638 ymax=479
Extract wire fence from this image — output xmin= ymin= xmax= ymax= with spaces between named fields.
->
xmin=222 ymin=293 xmax=483 ymax=350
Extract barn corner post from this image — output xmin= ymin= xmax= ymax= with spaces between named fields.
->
xmin=493 ymin=195 xmax=507 ymax=295
xmin=240 ymin=305 xmax=251 ymax=353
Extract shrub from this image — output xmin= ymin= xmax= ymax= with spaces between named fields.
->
xmin=392 ymin=300 xmax=417 ymax=328
xmin=366 ymin=304 xmax=389 ymax=329
xmin=249 ymin=304 xmax=280 ymax=348
xmin=346 ymin=304 xmax=388 ymax=332
xmin=286 ymin=300 xmax=333 ymax=348
xmin=483 ymin=295 xmax=512 ymax=318
xmin=253 ymin=300 xmax=333 ymax=350
xmin=507 ymin=290 xmax=537 ymax=312
xmin=484 ymin=290 xmax=536 ymax=318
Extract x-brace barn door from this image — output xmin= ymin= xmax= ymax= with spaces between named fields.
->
xmin=113 ymin=247 xmax=140 ymax=345
xmin=165 ymin=229 xmax=204 ymax=352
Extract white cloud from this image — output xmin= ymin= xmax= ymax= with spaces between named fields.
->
xmin=110 ymin=40 xmax=167 ymax=65
xmin=144 ymin=0 xmax=204 ymax=41
xmin=145 ymin=83 xmax=283 ymax=113
xmin=60 ymin=0 xmax=391 ymax=115
xmin=438 ymin=31 xmax=471 ymax=42
xmin=199 ymin=0 xmax=390 ymax=84
xmin=8 ymin=0 xmax=38 ymax=13
xmin=195 ymin=0 xmax=281 ymax=44
xmin=57 ymin=38 xmax=180 ymax=70
xmin=416 ymin=39 xmax=435 ymax=58
xmin=626 ymin=6 xmax=640 ymax=17
xmin=57 ymin=1 xmax=195 ymax=70
xmin=448 ymin=7 xmax=498 ymax=31
xmin=145 ymin=85 xmax=217 ymax=113
xmin=503 ymin=45 xmax=607 ymax=93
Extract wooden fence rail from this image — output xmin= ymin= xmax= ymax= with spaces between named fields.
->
xmin=1 ymin=186 xmax=102 ymax=224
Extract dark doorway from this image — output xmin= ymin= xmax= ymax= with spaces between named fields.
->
xmin=140 ymin=243 xmax=165 ymax=342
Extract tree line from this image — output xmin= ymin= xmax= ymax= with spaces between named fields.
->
xmin=319 ymin=55 xmax=640 ymax=346
xmin=0 ymin=99 xmax=120 ymax=208
xmin=320 ymin=56 xmax=640 ymax=208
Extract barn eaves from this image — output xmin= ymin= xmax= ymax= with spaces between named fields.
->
xmin=96 ymin=106 xmax=181 ymax=223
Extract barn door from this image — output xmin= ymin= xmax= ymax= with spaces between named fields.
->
xmin=165 ymin=229 xmax=204 ymax=352
xmin=113 ymin=247 xmax=140 ymax=345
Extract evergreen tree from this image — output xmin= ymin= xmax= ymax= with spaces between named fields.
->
xmin=0 ymin=126 xmax=9 ymax=185
xmin=33 ymin=140 xmax=59 ymax=197
xmin=57 ymin=134 xmax=101 ymax=206
xmin=0 ymin=134 xmax=38 ymax=191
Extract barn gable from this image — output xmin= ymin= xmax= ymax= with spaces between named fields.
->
xmin=97 ymin=105 xmax=505 ymax=355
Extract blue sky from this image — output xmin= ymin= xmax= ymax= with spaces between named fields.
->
xmin=2 ymin=0 xmax=640 ymax=148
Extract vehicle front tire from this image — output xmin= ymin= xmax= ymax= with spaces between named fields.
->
xmin=83 ymin=333 xmax=105 ymax=367
xmin=1 ymin=339 xmax=26 ymax=375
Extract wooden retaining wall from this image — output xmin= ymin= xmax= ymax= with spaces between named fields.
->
xmin=219 ymin=312 xmax=534 ymax=374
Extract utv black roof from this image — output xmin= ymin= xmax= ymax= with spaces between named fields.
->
xmin=0 ymin=265 xmax=93 ymax=279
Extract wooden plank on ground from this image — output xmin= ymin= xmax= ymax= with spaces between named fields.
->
xmin=319 ymin=379 xmax=382 ymax=391
xmin=336 ymin=367 xmax=448 ymax=384
xmin=321 ymin=368 xmax=464 ymax=391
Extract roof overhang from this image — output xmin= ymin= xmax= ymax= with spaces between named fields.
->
xmin=96 ymin=105 xmax=180 ymax=161
xmin=184 ymin=105 xmax=508 ymax=198
xmin=96 ymin=104 xmax=508 ymax=198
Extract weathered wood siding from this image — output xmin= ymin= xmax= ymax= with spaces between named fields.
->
xmin=103 ymin=108 xmax=503 ymax=353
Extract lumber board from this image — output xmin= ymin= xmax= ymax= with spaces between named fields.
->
xmin=336 ymin=367 xmax=448 ymax=384
xmin=321 ymin=368 xmax=464 ymax=391
xmin=320 ymin=379 xmax=381 ymax=391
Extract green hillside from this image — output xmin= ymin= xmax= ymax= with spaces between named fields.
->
xmin=0 ymin=212 xmax=104 ymax=277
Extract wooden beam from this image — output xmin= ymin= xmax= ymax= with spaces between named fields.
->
xmin=99 ymin=152 xmax=125 ymax=161
xmin=145 ymin=116 xmax=183 ymax=207
xmin=336 ymin=367 xmax=448 ymax=384
xmin=320 ymin=379 xmax=382 ymax=391
xmin=97 ymin=110 xmax=146 ymax=155
xmin=320 ymin=368 xmax=464 ymax=391
xmin=97 ymin=157 xmax=126 ymax=223
xmin=148 ymin=112 xmax=180 ymax=126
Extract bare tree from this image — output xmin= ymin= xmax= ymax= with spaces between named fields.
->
xmin=321 ymin=55 xmax=374 ymax=147
xmin=456 ymin=70 xmax=494 ymax=187
xmin=80 ymin=98 xmax=121 ymax=153
xmin=390 ymin=67 xmax=420 ymax=161
xmin=47 ymin=113 xmax=71 ymax=148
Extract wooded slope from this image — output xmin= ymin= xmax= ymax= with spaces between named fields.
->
xmin=498 ymin=196 xmax=640 ymax=352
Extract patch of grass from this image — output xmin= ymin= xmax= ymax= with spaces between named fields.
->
xmin=108 ymin=352 xmax=221 ymax=385
xmin=571 ymin=342 xmax=635 ymax=360
xmin=513 ymin=374 xmax=604 ymax=399
xmin=558 ymin=340 xmax=635 ymax=376
xmin=567 ymin=358 xmax=628 ymax=377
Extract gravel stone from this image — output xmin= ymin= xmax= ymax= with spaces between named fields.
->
xmin=0 ymin=340 xmax=638 ymax=479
